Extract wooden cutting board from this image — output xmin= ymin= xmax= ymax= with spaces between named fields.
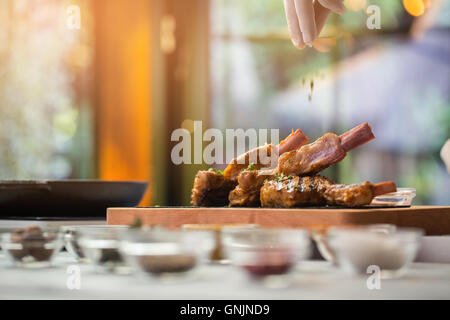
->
xmin=107 ymin=206 xmax=450 ymax=235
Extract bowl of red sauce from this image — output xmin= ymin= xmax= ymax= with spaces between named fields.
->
xmin=222 ymin=227 xmax=311 ymax=278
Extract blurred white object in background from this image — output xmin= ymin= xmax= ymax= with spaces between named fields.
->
xmin=441 ymin=139 xmax=450 ymax=173
xmin=416 ymin=236 xmax=450 ymax=264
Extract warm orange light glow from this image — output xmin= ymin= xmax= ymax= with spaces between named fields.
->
xmin=313 ymin=37 xmax=337 ymax=53
xmin=181 ymin=119 xmax=195 ymax=133
xmin=94 ymin=0 xmax=153 ymax=205
xmin=403 ymin=0 xmax=425 ymax=17
xmin=422 ymin=0 xmax=432 ymax=9
xmin=345 ymin=0 xmax=367 ymax=11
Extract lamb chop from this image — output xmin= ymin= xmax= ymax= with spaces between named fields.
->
xmin=230 ymin=123 xmax=375 ymax=207
xmin=223 ymin=129 xmax=309 ymax=181
xmin=323 ymin=181 xmax=397 ymax=207
xmin=229 ymin=169 xmax=276 ymax=207
xmin=191 ymin=129 xmax=309 ymax=207
xmin=260 ymin=175 xmax=396 ymax=208
xmin=191 ymin=169 xmax=238 ymax=207
xmin=278 ymin=123 xmax=375 ymax=176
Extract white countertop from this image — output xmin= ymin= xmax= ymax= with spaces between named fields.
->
xmin=1 ymin=252 xmax=449 ymax=300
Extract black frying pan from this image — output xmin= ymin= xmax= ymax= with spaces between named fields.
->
xmin=0 ymin=180 xmax=148 ymax=218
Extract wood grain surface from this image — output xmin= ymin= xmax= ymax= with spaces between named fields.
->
xmin=107 ymin=206 xmax=450 ymax=235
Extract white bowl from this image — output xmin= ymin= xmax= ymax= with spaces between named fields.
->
xmin=327 ymin=227 xmax=423 ymax=278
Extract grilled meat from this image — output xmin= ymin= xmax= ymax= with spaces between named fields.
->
xmin=223 ymin=129 xmax=309 ymax=181
xmin=191 ymin=170 xmax=237 ymax=207
xmin=192 ymin=123 xmax=386 ymax=208
xmin=261 ymin=176 xmax=396 ymax=208
xmin=230 ymin=123 xmax=373 ymax=207
xmin=324 ymin=181 xmax=397 ymax=207
xmin=192 ymin=129 xmax=309 ymax=207
xmin=260 ymin=175 xmax=334 ymax=208
xmin=278 ymin=123 xmax=375 ymax=176
xmin=229 ymin=169 xmax=276 ymax=207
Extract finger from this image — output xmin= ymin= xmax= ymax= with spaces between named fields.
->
xmin=318 ymin=0 xmax=346 ymax=15
xmin=284 ymin=0 xmax=306 ymax=49
xmin=294 ymin=0 xmax=317 ymax=45
xmin=314 ymin=0 xmax=331 ymax=37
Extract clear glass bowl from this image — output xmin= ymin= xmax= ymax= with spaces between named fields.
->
xmin=77 ymin=226 xmax=129 ymax=273
xmin=62 ymin=225 xmax=127 ymax=263
xmin=0 ymin=227 xmax=63 ymax=268
xmin=371 ymin=188 xmax=416 ymax=206
xmin=181 ymin=224 xmax=258 ymax=264
xmin=222 ymin=227 xmax=311 ymax=278
xmin=311 ymin=224 xmax=398 ymax=264
xmin=119 ymin=228 xmax=215 ymax=279
xmin=327 ymin=227 xmax=423 ymax=278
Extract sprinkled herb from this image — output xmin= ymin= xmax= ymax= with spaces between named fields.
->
xmin=241 ymin=163 xmax=257 ymax=172
xmin=208 ymin=168 xmax=224 ymax=175
xmin=301 ymin=72 xmax=323 ymax=103
xmin=275 ymin=173 xmax=291 ymax=181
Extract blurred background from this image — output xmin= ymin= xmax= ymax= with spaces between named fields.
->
xmin=0 ymin=0 xmax=448 ymax=206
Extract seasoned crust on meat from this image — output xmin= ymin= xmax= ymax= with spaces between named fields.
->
xmin=191 ymin=171 xmax=237 ymax=207
xmin=223 ymin=145 xmax=276 ymax=181
xmin=323 ymin=181 xmax=373 ymax=207
xmin=260 ymin=175 xmax=334 ymax=208
xmin=261 ymin=178 xmax=395 ymax=208
xmin=229 ymin=169 xmax=275 ymax=207
xmin=278 ymin=133 xmax=346 ymax=176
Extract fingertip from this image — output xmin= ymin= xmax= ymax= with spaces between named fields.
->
xmin=335 ymin=6 xmax=346 ymax=15
xmin=318 ymin=0 xmax=347 ymax=15
xmin=295 ymin=42 xmax=306 ymax=50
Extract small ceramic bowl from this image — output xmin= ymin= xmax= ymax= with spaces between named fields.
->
xmin=119 ymin=228 xmax=214 ymax=279
xmin=1 ymin=227 xmax=63 ymax=268
xmin=327 ymin=227 xmax=423 ymax=278
xmin=222 ymin=227 xmax=311 ymax=278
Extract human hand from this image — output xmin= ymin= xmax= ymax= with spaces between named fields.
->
xmin=441 ymin=139 xmax=450 ymax=173
xmin=284 ymin=0 xmax=346 ymax=49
